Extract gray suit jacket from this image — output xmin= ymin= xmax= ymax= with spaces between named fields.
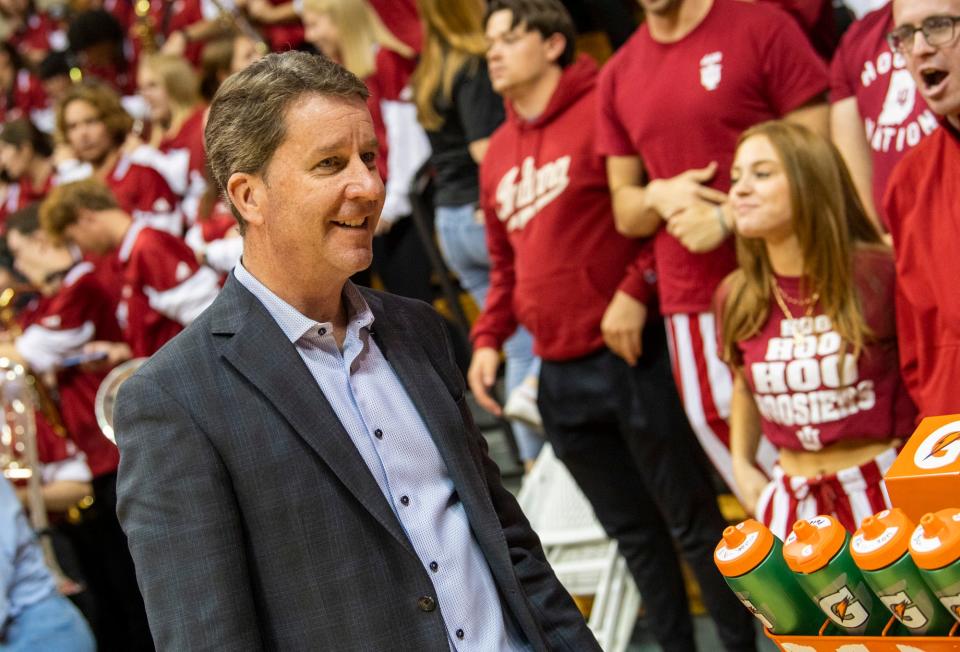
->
xmin=114 ymin=275 xmax=599 ymax=651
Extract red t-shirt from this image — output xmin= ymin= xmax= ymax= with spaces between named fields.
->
xmin=719 ymin=248 xmax=915 ymax=451
xmin=16 ymin=262 xmax=124 ymax=477
xmin=829 ymin=3 xmax=938 ymax=221
xmin=596 ymin=0 xmax=828 ymax=315
xmin=115 ymin=221 xmax=220 ymax=357
xmin=884 ymin=121 xmax=960 ymax=418
xmin=107 ymin=156 xmax=183 ymax=236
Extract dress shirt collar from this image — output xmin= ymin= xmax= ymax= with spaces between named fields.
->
xmin=233 ymin=261 xmax=374 ymax=345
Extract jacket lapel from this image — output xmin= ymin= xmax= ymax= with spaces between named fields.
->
xmin=210 ymin=277 xmax=415 ymax=556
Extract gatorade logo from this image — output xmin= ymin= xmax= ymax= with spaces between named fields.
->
xmin=819 ymin=586 xmax=869 ymax=628
xmin=938 ymin=592 xmax=960 ymax=620
xmin=880 ymin=591 xmax=927 ymax=629
xmin=914 ymin=420 xmax=960 ymax=470
xmin=734 ymin=593 xmax=774 ymax=630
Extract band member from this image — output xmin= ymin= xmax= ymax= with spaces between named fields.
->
xmin=132 ymin=54 xmax=208 ymax=225
xmin=113 ymin=51 xmax=599 ymax=650
xmin=0 ymin=119 xmax=54 ymax=225
xmin=40 ymin=180 xmax=220 ymax=358
xmin=2 ymin=203 xmax=153 ymax=651
xmin=718 ymin=121 xmax=915 ymax=538
xmin=54 ymin=81 xmax=183 ymax=236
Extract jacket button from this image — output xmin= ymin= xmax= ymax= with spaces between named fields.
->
xmin=418 ymin=596 xmax=436 ymax=612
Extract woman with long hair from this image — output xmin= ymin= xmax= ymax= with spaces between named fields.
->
xmin=412 ymin=0 xmax=543 ymax=467
xmin=301 ymin=0 xmax=434 ymax=304
xmin=133 ymin=53 xmax=208 ymax=226
xmin=718 ymin=120 xmax=915 ymax=538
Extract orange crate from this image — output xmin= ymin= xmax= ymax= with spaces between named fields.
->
xmin=765 ymin=618 xmax=960 ymax=651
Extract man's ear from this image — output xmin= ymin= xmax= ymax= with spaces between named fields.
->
xmin=227 ymin=172 xmax=268 ymax=228
xmin=544 ymin=32 xmax=567 ymax=65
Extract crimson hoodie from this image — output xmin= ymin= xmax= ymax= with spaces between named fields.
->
xmin=472 ymin=56 xmax=654 ymax=361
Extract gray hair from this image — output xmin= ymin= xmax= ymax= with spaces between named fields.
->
xmin=204 ymin=51 xmax=369 ymax=233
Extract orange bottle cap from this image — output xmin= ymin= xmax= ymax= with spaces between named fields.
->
xmin=850 ymin=508 xmax=914 ymax=571
xmin=782 ymin=515 xmax=847 ymax=574
xmin=714 ymin=519 xmax=776 ymax=578
xmin=909 ymin=508 xmax=960 ymax=570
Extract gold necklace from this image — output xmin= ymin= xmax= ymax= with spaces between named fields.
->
xmin=771 ymin=282 xmax=819 ymax=346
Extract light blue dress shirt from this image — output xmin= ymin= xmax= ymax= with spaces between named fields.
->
xmin=234 ymin=264 xmax=529 ymax=652
xmin=0 ymin=478 xmax=58 ymax=634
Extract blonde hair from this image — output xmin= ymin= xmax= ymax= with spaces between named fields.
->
xmin=302 ymin=0 xmax=412 ymax=79
xmin=720 ymin=121 xmax=886 ymax=368
xmin=412 ymin=0 xmax=488 ymax=131
xmin=139 ymin=53 xmax=202 ymax=110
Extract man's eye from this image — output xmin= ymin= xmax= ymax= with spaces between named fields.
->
xmin=316 ymin=157 xmax=340 ymax=169
xmin=361 ymin=152 xmax=377 ymax=166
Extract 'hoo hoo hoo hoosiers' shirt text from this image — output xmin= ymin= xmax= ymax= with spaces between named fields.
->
xmin=728 ymin=248 xmax=916 ymax=452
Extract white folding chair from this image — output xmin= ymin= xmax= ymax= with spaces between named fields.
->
xmin=517 ymin=444 xmax=640 ymax=651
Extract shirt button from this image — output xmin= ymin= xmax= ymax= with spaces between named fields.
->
xmin=400 ymin=495 xmax=410 ymax=506
xmin=318 ymin=327 xmax=327 ymax=335
xmin=456 ymin=628 xmax=464 ymax=640
xmin=417 ymin=596 xmax=436 ymax=612
xmin=374 ymin=429 xmax=383 ymax=439
xmin=429 ymin=561 xmax=438 ymax=572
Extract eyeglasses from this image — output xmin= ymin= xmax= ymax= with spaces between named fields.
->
xmin=887 ymin=15 xmax=960 ymax=53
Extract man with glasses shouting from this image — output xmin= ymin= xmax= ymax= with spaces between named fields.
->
xmin=884 ymin=0 xmax=960 ymax=417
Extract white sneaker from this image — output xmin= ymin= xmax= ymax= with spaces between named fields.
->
xmin=503 ymin=381 xmax=544 ymax=433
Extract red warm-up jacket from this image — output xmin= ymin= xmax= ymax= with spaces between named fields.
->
xmin=471 ymin=56 xmax=654 ymax=361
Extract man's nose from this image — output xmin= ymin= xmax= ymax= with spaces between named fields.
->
xmin=344 ymin=159 xmax=384 ymax=201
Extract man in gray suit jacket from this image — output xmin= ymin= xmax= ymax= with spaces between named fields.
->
xmin=109 ymin=51 xmax=600 ymax=651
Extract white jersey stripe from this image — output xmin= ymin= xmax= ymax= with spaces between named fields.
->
xmin=15 ymin=321 xmax=96 ymax=374
xmin=666 ymin=313 xmax=738 ymax=497
xmin=145 ymin=266 xmax=220 ymax=326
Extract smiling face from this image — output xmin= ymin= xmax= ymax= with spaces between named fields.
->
xmin=894 ymin=0 xmax=960 ymax=124
xmin=730 ymin=135 xmax=794 ymax=243
xmin=244 ymin=93 xmax=384 ymax=282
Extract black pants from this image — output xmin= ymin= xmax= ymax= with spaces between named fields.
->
xmin=538 ymin=322 xmax=756 ymax=652
xmin=61 ymin=472 xmax=154 ymax=651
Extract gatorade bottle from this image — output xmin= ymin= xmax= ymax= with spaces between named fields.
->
xmin=714 ymin=519 xmax=824 ymax=634
xmin=909 ymin=508 xmax=960 ymax=625
xmin=782 ymin=515 xmax=887 ymax=636
xmin=850 ymin=508 xmax=953 ymax=635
